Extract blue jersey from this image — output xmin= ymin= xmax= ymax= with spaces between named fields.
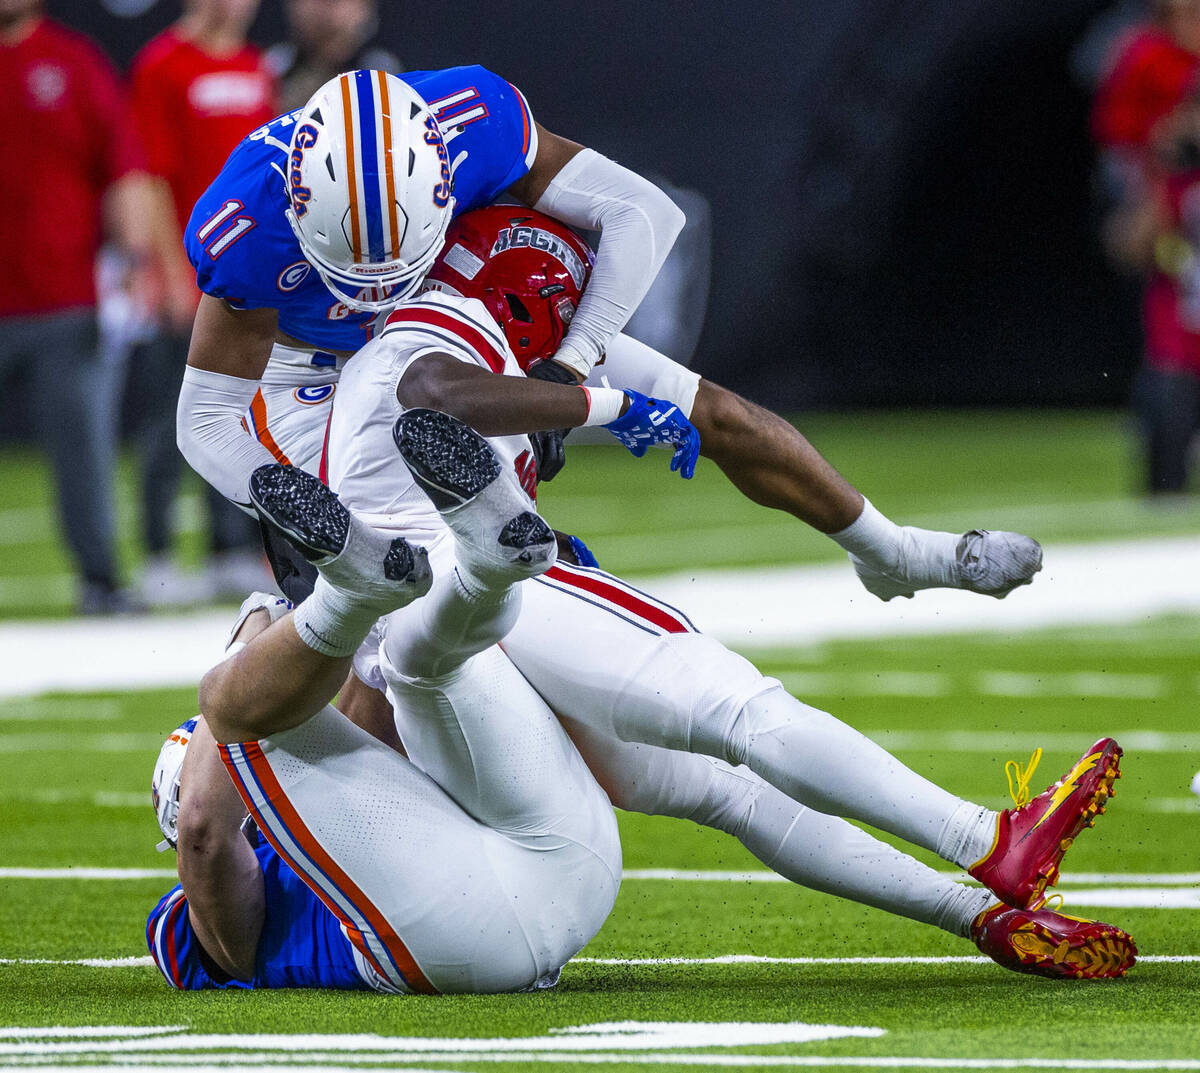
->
xmin=146 ymin=840 xmax=366 ymax=990
xmin=185 ymin=66 xmax=537 ymax=352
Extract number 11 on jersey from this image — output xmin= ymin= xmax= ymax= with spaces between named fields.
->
xmin=197 ymin=200 xmax=257 ymax=260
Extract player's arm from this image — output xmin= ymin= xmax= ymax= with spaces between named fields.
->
xmin=174 ymin=715 xmax=265 ymax=982
xmin=505 ymin=125 xmax=686 ymax=381
xmin=398 ymin=351 xmax=591 ymax=433
xmin=176 ymin=295 xmax=282 ymax=507
xmin=398 ymin=352 xmax=699 ymax=477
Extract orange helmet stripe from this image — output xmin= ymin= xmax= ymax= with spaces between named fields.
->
xmin=339 ymin=74 xmax=363 ymax=261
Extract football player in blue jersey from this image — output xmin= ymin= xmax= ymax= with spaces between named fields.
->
xmin=175 ymin=67 xmax=1044 ymax=605
xmin=159 ymin=185 xmax=1136 ymax=985
xmin=151 ymin=584 xmax=1136 ymax=988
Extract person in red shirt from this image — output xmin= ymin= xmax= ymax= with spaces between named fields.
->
xmin=1094 ymin=0 xmax=1200 ymax=493
xmin=127 ymin=0 xmax=278 ymax=606
xmin=0 ymin=0 xmax=166 ymax=613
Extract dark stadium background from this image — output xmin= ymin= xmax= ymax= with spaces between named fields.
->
xmin=46 ymin=0 xmax=1136 ymax=413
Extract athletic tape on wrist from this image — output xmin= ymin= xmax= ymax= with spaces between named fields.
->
xmin=581 ymin=386 xmax=627 ymax=427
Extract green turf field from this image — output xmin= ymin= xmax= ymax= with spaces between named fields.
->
xmin=1 ymin=410 xmax=1198 ymax=1069
xmin=4 ymin=408 xmax=1200 ymax=617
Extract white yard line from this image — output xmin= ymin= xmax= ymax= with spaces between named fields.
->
xmin=0 ymin=868 xmax=176 ymax=880
xmin=1 ymin=954 xmax=1196 ymax=971
xmin=11 ymin=1060 xmax=1200 ymax=1072
xmin=2 ymin=866 xmax=1198 ymax=886
xmin=0 ymin=698 xmax=120 ymax=721
xmin=0 ymin=732 xmax=165 ymax=754
xmin=775 ymin=670 xmax=1178 ymax=700
xmin=1 ymin=536 xmax=1199 ymax=698
xmin=0 ymin=1027 xmax=184 ymax=1038
xmin=865 ymin=729 xmax=1200 ymax=753
xmin=0 ymin=956 xmax=157 ymax=968
xmin=622 ymin=869 xmax=1200 ymax=886
xmin=572 ymin=954 xmax=1200 ymax=966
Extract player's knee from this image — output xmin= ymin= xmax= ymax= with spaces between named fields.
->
xmin=685 ymin=758 xmax=764 ymax=838
xmin=196 ymin=665 xmax=258 ymax=744
xmin=725 ymin=683 xmax=829 ymax=766
xmin=691 ymin=381 xmax=758 ymax=454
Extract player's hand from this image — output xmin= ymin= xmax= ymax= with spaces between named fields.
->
xmin=529 ymin=356 xmax=586 ymax=385
xmin=526 ymin=359 xmax=578 ymax=482
xmin=553 ymin=530 xmax=600 ymax=568
xmin=603 ymin=390 xmax=700 ymax=479
xmin=529 ymin=428 xmax=566 ymax=482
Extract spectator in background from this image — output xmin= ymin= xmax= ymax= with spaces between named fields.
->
xmin=1094 ymin=0 xmax=1200 ymax=494
xmin=265 ymin=0 xmax=401 ymax=111
xmin=128 ymin=0 xmax=278 ymax=604
xmin=0 ymin=0 xmax=164 ymax=614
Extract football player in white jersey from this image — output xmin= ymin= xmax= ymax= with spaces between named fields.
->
xmin=189 ymin=213 xmax=1137 ymax=977
xmin=191 ymin=416 xmax=1135 ymax=982
xmin=158 ymin=588 xmax=1134 ymax=988
xmin=177 ymin=69 xmax=1043 ymax=607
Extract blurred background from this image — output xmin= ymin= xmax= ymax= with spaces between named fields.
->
xmin=50 ymin=0 xmax=1144 ymax=406
xmin=4 ymin=0 xmax=1200 ymax=615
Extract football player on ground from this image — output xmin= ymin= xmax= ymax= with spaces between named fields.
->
xmin=151 ymin=459 xmax=622 ymax=993
xmin=158 ymin=413 xmax=1135 ymax=987
xmin=180 ymin=272 xmax=1138 ymax=981
xmin=176 ymin=68 xmax=1043 ymax=605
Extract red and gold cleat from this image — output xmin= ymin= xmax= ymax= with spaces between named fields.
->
xmin=972 ymin=901 xmax=1136 ymax=979
xmin=968 ymin=738 xmax=1122 ymax=909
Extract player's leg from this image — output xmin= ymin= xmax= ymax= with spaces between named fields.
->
xmin=505 ymin=565 xmax=986 ymax=854
xmin=504 ymin=563 xmax=1118 ymax=907
xmin=380 ymin=410 xmax=618 ymax=855
xmin=563 ymin=719 xmax=1134 ymax=977
xmin=560 ymin=717 xmax=991 ymax=934
xmin=582 ymin=334 xmax=1042 ymax=599
xmin=199 ymin=466 xmax=431 ymax=744
xmin=1135 ymin=363 xmax=1200 ymax=493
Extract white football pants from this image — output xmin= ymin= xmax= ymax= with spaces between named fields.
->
xmin=222 ymin=550 xmax=620 ymax=995
xmin=256 ymin=328 xmax=991 ymax=939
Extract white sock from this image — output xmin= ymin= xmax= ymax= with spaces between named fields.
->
xmin=292 ymin=575 xmax=380 ymax=657
xmin=936 ymin=802 xmax=1000 ymax=870
xmin=453 ymin=561 xmax=517 ymax=604
xmin=643 ymin=755 xmax=996 ymax=937
xmin=723 ymin=685 xmax=995 ymax=864
xmin=382 ymin=568 xmax=522 ymax=680
xmin=830 ymin=498 xmax=959 ymax=586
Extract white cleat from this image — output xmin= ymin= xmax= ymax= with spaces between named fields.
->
xmin=852 ymin=529 xmax=1043 ymax=601
xmin=393 ymin=408 xmax=557 ymax=587
xmin=248 ymin=464 xmax=432 ymax=615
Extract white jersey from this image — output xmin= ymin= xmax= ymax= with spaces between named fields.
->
xmin=240 ymin=290 xmax=701 ymax=494
xmin=249 ymin=287 xmax=770 ymax=825
xmin=327 ymin=291 xmax=538 ymax=548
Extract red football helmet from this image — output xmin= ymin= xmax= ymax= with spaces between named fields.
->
xmin=425 ymin=205 xmax=594 ymax=371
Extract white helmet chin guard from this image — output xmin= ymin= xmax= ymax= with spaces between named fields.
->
xmin=152 ymin=717 xmax=197 ymax=852
xmin=285 ymin=69 xmax=457 ymax=312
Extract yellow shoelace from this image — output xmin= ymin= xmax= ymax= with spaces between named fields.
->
xmin=1004 ymin=747 xmax=1043 ymax=808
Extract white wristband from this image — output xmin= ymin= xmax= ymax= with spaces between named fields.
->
xmin=580 ymin=386 xmax=627 ymax=427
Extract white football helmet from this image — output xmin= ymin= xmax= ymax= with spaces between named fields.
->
xmin=285 ymin=69 xmax=456 ymax=312
xmin=151 ymin=717 xmax=197 ymax=852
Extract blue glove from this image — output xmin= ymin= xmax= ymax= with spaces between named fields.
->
xmin=603 ymin=390 xmax=700 ymax=479
xmin=566 ymin=533 xmax=600 ymax=568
